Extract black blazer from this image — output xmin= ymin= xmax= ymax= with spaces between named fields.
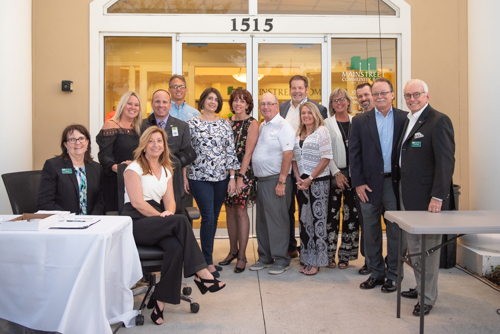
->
xmin=140 ymin=114 xmax=196 ymax=168
xmin=37 ymin=157 xmax=105 ymax=215
xmin=397 ymin=105 xmax=455 ymax=210
xmin=279 ymin=99 xmax=328 ymax=120
xmin=349 ymin=107 xmax=407 ymax=205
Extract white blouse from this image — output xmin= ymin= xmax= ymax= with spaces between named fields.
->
xmin=293 ymin=126 xmax=333 ymax=178
xmin=124 ymin=161 xmax=172 ymax=204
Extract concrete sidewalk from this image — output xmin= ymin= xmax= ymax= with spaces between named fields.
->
xmin=122 ymin=238 xmax=500 ymax=334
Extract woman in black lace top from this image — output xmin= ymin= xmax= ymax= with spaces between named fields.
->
xmin=96 ymin=91 xmax=142 ymax=213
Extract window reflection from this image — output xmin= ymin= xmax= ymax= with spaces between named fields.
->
xmin=258 ymin=0 xmax=396 ymax=15
xmin=108 ymin=0 xmax=248 ymax=14
xmin=331 ymin=38 xmax=397 ymax=114
xmin=104 ymin=37 xmax=172 ymax=120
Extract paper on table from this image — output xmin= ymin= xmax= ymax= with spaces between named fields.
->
xmin=50 ymin=218 xmax=101 ymax=229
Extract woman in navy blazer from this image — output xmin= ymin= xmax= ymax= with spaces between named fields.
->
xmin=37 ymin=124 xmax=104 ymax=215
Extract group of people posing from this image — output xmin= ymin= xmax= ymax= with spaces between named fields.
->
xmin=36 ymin=73 xmax=455 ymax=322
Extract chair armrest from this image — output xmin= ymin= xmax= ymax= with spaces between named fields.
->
xmin=184 ymin=206 xmax=200 ymax=221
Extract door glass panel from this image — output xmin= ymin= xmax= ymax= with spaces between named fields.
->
xmin=258 ymin=0 xmax=396 ymax=15
xmin=104 ymin=37 xmax=172 ymax=120
xmin=257 ymin=43 xmax=322 ymax=121
xmin=182 ymin=42 xmax=247 ymax=230
xmin=108 ymin=0 xmax=248 ymax=14
xmin=182 ymin=43 xmax=247 ymax=118
xmin=331 ymin=38 xmax=397 ymax=114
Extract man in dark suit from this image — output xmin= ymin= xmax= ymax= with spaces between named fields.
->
xmin=279 ymin=75 xmax=327 ymax=258
xmin=349 ymin=77 xmax=408 ymax=293
xmin=398 ymin=79 xmax=455 ymax=316
xmin=141 ymin=89 xmax=196 ymax=204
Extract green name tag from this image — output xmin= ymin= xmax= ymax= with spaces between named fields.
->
xmin=411 ymin=141 xmax=422 ymax=148
xmin=62 ymin=168 xmax=73 ymax=174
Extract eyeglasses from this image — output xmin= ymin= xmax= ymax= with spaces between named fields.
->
xmin=169 ymin=85 xmax=186 ymax=90
xmin=332 ymin=97 xmax=346 ymax=103
xmin=260 ymin=102 xmax=277 ymax=107
xmin=372 ymin=91 xmax=393 ymax=97
xmin=403 ymin=92 xmax=426 ymax=100
xmin=67 ymin=137 xmax=87 ymax=144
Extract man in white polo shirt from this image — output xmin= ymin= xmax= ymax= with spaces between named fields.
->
xmin=250 ymin=92 xmax=295 ymax=275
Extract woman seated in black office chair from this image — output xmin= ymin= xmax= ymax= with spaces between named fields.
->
xmin=37 ymin=124 xmax=104 ymax=215
xmin=122 ymin=126 xmax=225 ymax=326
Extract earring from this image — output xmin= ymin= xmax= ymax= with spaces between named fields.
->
xmin=143 ymin=150 xmax=145 ymax=153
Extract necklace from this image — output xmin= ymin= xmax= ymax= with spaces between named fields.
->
xmin=336 ymin=119 xmax=350 ymax=148
xmin=301 ymin=128 xmax=314 ymax=140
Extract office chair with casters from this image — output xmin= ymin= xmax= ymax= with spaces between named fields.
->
xmin=2 ymin=170 xmax=42 ymax=214
xmin=116 ymin=163 xmax=201 ymax=326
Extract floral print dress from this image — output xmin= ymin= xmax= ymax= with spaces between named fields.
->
xmin=224 ymin=117 xmax=257 ymax=208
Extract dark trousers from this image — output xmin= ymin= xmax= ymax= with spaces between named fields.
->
xmin=287 ymin=173 xmax=298 ymax=252
xmin=189 ymin=178 xmax=229 ymax=265
xmin=359 ymin=177 xmax=407 ymax=281
xmin=133 ymin=214 xmax=206 ymax=304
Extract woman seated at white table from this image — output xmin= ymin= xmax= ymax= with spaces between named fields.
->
xmin=122 ymin=126 xmax=225 ymax=326
xmin=37 ymin=124 xmax=104 ymax=215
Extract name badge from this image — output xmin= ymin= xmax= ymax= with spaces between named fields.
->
xmin=62 ymin=168 xmax=73 ymax=174
xmin=411 ymin=141 xmax=422 ymax=148
xmin=172 ymin=127 xmax=179 ymax=137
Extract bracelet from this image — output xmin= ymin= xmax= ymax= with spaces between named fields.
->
xmin=229 ymin=175 xmax=235 ymax=179
xmin=293 ymin=169 xmax=299 ymax=174
xmin=308 ymin=175 xmax=314 ymax=181
xmin=278 ymin=180 xmax=286 ymax=185
xmin=237 ymin=173 xmax=245 ymax=178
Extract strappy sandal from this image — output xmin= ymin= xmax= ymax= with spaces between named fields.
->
xmin=150 ymin=298 xmax=164 ymax=325
xmin=218 ymin=252 xmax=238 ymax=265
xmin=338 ymin=261 xmax=349 ymax=269
xmin=327 ymin=260 xmax=336 ymax=268
xmin=304 ymin=265 xmax=320 ymax=276
xmin=194 ymin=274 xmax=226 ymax=294
xmin=234 ymin=258 xmax=247 ymax=273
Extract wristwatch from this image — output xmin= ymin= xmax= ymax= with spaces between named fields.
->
xmin=278 ymin=180 xmax=286 ymax=185
xmin=308 ymin=175 xmax=314 ymax=181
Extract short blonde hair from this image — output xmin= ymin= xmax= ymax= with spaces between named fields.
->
xmin=328 ymin=88 xmax=352 ymax=117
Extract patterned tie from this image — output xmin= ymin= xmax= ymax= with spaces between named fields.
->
xmin=75 ymin=167 xmax=87 ymax=215
xmin=158 ymin=120 xmax=165 ymax=129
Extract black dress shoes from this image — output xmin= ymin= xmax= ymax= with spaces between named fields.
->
xmin=381 ymin=279 xmax=397 ymax=293
xmin=358 ymin=264 xmax=371 ymax=275
xmin=401 ymin=288 xmax=418 ymax=299
xmin=413 ymin=302 xmax=433 ymax=316
xmin=359 ymin=277 xmax=385 ymax=289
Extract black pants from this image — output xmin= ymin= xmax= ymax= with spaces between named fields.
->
xmin=132 ymin=214 xmax=207 ymax=304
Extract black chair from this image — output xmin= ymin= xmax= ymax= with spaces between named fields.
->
xmin=2 ymin=170 xmax=42 ymax=214
xmin=116 ymin=162 xmax=200 ymax=325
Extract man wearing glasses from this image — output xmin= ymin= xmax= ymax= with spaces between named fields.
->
xmin=279 ymin=75 xmax=327 ymax=259
xmin=349 ymin=77 xmax=408 ymax=293
xmin=398 ymin=79 xmax=455 ymax=316
xmin=250 ymin=93 xmax=295 ymax=275
xmin=168 ymin=74 xmax=200 ymax=122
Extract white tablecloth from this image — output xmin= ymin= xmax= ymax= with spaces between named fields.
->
xmin=0 ymin=215 xmax=142 ymax=334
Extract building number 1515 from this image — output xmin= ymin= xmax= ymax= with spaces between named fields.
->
xmin=231 ymin=18 xmax=274 ymax=32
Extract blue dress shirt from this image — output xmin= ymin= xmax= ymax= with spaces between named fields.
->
xmin=375 ymin=107 xmax=394 ymax=173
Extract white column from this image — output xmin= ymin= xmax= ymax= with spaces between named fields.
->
xmin=468 ymin=1 xmax=500 ymax=209
xmin=0 ymin=1 xmax=32 ymax=214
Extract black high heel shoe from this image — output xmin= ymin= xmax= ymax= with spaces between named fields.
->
xmin=150 ymin=298 xmax=164 ymax=325
xmin=218 ymin=252 xmax=238 ymax=265
xmin=194 ymin=274 xmax=226 ymax=295
xmin=234 ymin=258 xmax=247 ymax=273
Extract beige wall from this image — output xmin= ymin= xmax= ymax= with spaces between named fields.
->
xmin=32 ymin=0 xmax=469 ymax=207
xmin=405 ymin=0 xmax=469 ymax=209
xmin=32 ymin=0 xmax=93 ymax=169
